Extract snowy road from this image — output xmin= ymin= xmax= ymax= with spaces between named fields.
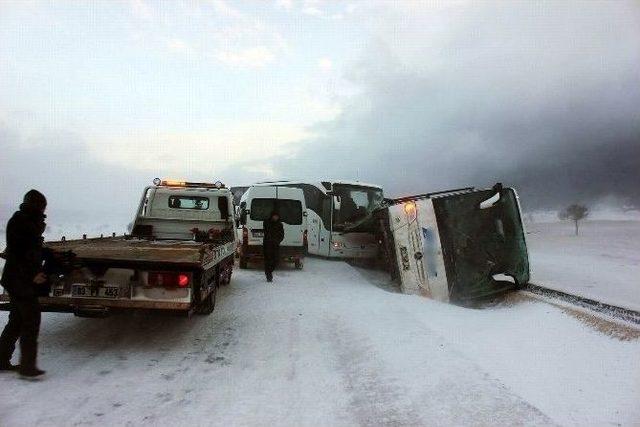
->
xmin=1 ymin=258 xmax=639 ymax=426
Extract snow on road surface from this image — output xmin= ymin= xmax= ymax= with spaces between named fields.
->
xmin=0 ymin=258 xmax=639 ymax=426
xmin=528 ymin=220 xmax=640 ymax=311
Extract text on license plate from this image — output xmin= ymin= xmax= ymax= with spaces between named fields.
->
xmin=71 ymin=284 xmax=120 ymax=298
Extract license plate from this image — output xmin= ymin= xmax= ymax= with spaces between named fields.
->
xmin=252 ymin=231 xmax=264 ymax=238
xmin=71 ymin=284 xmax=120 ymax=298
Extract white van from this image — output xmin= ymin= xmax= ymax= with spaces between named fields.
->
xmin=237 ymin=185 xmax=308 ymax=269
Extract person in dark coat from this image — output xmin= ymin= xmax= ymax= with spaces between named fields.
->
xmin=262 ymin=211 xmax=284 ymax=282
xmin=0 ymin=190 xmax=49 ymax=377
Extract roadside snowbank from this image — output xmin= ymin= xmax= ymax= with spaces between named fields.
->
xmin=528 ymin=220 xmax=640 ymax=311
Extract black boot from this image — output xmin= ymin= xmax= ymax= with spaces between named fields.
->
xmin=0 ymin=362 xmax=19 ymax=372
xmin=19 ymin=367 xmax=46 ymax=378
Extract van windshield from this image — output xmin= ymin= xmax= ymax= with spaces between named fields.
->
xmin=250 ymin=198 xmax=303 ymax=225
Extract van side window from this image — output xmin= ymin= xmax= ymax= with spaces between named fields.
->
xmin=278 ymin=200 xmax=303 ymax=225
xmin=168 ymin=196 xmax=209 ymax=210
xmin=250 ymin=198 xmax=303 ymax=225
xmin=250 ymin=198 xmax=276 ymax=222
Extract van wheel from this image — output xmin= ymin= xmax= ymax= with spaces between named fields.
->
xmin=196 ymin=287 xmax=216 ymax=315
xmin=239 ymin=257 xmax=248 ymax=269
xmin=295 ymin=259 xmax=303 ymax=269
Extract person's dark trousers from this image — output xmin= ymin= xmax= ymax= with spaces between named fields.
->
xmin=263 ymin=242 xmax=280 ymax=280
xmin=0 ymin=295 xmax=41 ymax=370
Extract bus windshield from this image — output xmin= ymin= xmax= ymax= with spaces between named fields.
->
xmin=332 ymin=184 xmax=384 ymax=232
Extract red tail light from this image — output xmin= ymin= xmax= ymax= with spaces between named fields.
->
xmin=148 ymin=272 xmax=191 ymax=288
xmin=178 ymin=274 xmax=190 ymax=287
xmin=242 ymin=226 xmax=248 ymax=246
xmin=303 ymin=229 xmax=308 ymax=247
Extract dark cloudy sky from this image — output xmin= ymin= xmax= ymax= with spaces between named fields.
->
xmin=1 ymin=0 xmax=639 ymax=225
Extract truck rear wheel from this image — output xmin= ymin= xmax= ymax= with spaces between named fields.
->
xmin=239 ymin=257 xmax=248 ymax=269
xmin=195 ymin=286 xmax=216 ymax=315
xmin=222 ymin=265 xmax=233 ymax=286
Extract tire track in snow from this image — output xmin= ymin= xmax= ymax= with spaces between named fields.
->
xmin=343 ymin=263 xmax=556 ymax=426
xmin=326 ymin=317 xmax=425 ymax=426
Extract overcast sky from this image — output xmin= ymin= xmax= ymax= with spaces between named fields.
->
xmin=1 ymin=0 xmax=639 ymax=224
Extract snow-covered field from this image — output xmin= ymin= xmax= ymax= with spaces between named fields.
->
xmin=1 ymin=258 xmax=638 ymax=426
xmin=527 ymin=220 xmax=640 ymax=311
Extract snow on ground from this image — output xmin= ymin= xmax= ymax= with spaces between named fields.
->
xmin=527 ymin=220 xmax=640 ymax=311
xmin=1 ymin=258 xmax=638 ymax=426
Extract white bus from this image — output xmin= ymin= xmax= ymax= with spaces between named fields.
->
xmin=233 ymin=181 xmax=384 ymax=259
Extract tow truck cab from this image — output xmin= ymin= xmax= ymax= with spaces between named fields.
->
xmin=131 ymin=179 xmax=235 ymax=241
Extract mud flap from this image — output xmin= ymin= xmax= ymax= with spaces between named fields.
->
xmin=74 ymin=305 xmax=111 ymax=318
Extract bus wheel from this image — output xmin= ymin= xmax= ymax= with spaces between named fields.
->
xmin=239 ymin=257 xmax=248 ymax=269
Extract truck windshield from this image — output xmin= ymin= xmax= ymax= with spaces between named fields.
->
xmin=250 ymin=198 xmax=303 ymax=225
xmin=332 ymin=185 xmax=384 ymax=233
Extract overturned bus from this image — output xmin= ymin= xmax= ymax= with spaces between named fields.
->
xmin=376 ymin=183 xmax=529 ymax=305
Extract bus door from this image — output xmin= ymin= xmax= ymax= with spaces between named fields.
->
xmin=318 ymin=196 xmax=333 ymax=256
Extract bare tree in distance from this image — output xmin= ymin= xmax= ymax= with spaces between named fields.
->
xmin=558 ymin=204 xmax=589 ymax=236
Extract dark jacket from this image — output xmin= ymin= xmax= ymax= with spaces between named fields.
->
xmin=262 ymin=217 xmax=284 ymax=246
xmin=1 ymin=204 xmax=47 ymax=299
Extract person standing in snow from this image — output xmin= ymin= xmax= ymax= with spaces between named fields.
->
xmin=262 ymin=211 xmax=284 ymax=282
xmin=0 ymin=190 xmax=49 ymax=378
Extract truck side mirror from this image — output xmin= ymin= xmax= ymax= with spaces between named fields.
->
xmin=218 ymin=196 xmax=229 ymax=221
xmin=238 ymin=202 xmax=247 ymax=225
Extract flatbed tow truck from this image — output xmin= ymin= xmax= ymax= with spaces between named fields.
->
xmin=1 ymin=179 xmax=237 ymax=317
